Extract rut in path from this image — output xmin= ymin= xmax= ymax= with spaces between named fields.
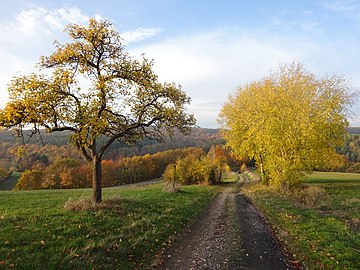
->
xmin=158 ymin=176 xmax=294 ymax=270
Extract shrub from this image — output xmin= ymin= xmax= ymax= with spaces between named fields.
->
xmin=175 ymin=153 xmax=201 ymax=185
xmin=163 ymin=163 xmax=178 ymax=183
xmin=163 ymin=154 xmax=217 ymax=185
xmin=277 ymin=185 xmax=327 ymax=208
xmin=243 ymin=183 xmax=327 ymax=209
xmin=15 ymin=169 xmax=44 ymax=190
xmin=345 ymin=162 xmax=360 ymax=173
xmin=294 ymin=185 xmax=327 ymax=208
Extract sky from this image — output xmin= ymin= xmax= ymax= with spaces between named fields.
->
xmin=0 ymin=0 xmax=360 ymax=128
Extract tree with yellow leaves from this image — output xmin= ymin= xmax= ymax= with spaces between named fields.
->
xmin=219 ymin=63 xmax=353 ymax=187
xmin=0 ymin=19 xmax=195 ymax=202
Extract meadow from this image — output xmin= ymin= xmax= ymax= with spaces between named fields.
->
xmin=0 ymin=183 xmax=218 ymax=269
xmin=1 ymin=171 xmax=359 ymax=269
xmin=243 ymin=171 xmax=360 ymax=269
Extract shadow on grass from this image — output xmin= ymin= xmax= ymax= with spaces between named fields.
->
xmin=308 ymin=179 xmax=360 ymax=184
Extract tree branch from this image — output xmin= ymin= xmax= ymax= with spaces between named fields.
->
xmin=98 ymin=116 xmax=163 ymax=159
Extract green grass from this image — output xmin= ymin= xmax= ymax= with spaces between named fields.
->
xmin=305 ymin=171 xmax=360 ymax=184
xmin=243 ymin=172 xmax=360 ymax=270
xmin=0 ymin=183 xmax=219 ymax=269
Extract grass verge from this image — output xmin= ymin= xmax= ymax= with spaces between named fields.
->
xmin=242 ymin=172 xmax=360 ymax=270
xmin=0 ymin=183 xmax=219 ymax=269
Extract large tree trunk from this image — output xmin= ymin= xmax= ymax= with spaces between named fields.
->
xmin=92 ymin=157 xmax=102 ymax=203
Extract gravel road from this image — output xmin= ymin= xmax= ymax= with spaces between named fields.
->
xmin=154 ymin=176 xmax=296 ymax=270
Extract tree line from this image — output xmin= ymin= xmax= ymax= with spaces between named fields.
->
xmin=0 ymin=127 xmax=222 ymax=173
xmin=14 ymin=146 xmax=241 ymax=190
xmin=1 ymin=129 xmax=360 ymax=189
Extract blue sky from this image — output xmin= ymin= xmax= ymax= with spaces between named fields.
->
xmin=1 ymin=0 xmax=360 ymax=127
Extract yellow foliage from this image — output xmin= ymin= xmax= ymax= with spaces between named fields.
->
xmin=219 ymin=63 xmax=353 ymax=186
xmin=0 ymin=18 xmax=196 ymax=202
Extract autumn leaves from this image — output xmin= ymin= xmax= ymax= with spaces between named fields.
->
xmin=219 ymin=63 xmax=353 ymax=187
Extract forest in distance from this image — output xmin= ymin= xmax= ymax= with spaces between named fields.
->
xmin=1 ymin=126 xmax=360 ymax=190
xmin=0 ymin=127 xmax=231 ymax=189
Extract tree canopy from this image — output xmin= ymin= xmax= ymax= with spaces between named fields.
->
xmin=0 ymin=18 xmax=195 ymax=202
xmin=219 ymin=63 xmax=354 ymax=186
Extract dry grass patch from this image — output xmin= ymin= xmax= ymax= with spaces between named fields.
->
xmin=346 ymin=198 xmax=360 ymax=204
xmin=243 ymin=182 xmax=327 ymax=208
xmin=64 ymin=196 xmax=122 ymax=211
xmin=163 ymin=182 xmax=181 ymax=193
xmin=290 ymin=185 xmax=327 ymax=208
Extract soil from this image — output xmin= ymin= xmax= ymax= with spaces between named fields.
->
xmin=152 ymin=175 xmax=298 ymax=270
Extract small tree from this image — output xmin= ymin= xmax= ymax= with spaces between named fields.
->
xmin=16 ymin=169 xmax=44 ymax=190
xmin=207 ymin=145 xmax=228 ymax=183
xmin=0 ymin=19 xmax=195 ymax=202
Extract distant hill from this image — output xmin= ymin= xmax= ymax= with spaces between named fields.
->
xmin=347 ymin=127 xmax=360 ymax=134
xmin=0 ymin=127 xmax=223 ymax=160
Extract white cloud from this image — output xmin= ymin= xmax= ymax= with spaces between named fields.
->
xmin=324 ymin=0 xmax=359 ymax=13
xmin=323 ymin=0 xmax=360 ymax=21
xmin=1 ymin=6 xmax=359 ymax=128
xmin=0 ymin=7 xmax=92 ymax=108
xmin=121 ymin=27 xmax=162 ymax=45
xmin=132 ymin=30 xmax=306 ymax=94
xmin=130 ymin=28 xmax=360 ymax=127
xmin=14 ymin=7 xmax=90 ymax=35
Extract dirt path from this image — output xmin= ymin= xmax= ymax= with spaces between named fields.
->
xmin=154 ymin=175 xmax=296 ymax=270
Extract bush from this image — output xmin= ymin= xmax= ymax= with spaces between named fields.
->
xmin=15 ymin=169 xmax=44 ymax=190
xmin=278 ymin=185 xmax=327 ymax=208
xmin=194 ymin=158 xmax=216 ymax=185
xmin=345 ymin=162 xmax=360 ymax=173
xmin=243 ymin=183 xmax=327 ymax=209
xmin=163 ymin=154 xmax=217 ymax=185
xmin=295 ymin=185 xmax=327 ymax=208
xmin=163 ymin=163 xmax=178 ymax=183
xmin=176 ymin=153 xmax=201 ymax=184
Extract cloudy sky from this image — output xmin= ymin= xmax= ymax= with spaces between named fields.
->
xmin=1 ymin=0 xmax=360 ymax=128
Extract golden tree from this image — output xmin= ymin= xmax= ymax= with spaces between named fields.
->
xmin=0 ymin=19 xmax=195 ymax=202
xmin=219 ymin=63 xmax=353 ymax=186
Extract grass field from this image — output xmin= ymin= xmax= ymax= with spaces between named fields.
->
xmin=305 ymin=171 xmax=360 ymax=183
xmin=0 ymin=183 xmax=219 ymax=269
xmin=243 ymin=171 xmax=360 ymax=269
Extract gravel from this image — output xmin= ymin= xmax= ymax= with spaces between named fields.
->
xmin=154 ymin=178 xmax=296 ymax=270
